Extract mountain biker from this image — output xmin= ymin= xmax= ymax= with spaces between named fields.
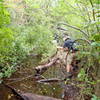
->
xmin=63 ymin=36 xmax=78 ymax=78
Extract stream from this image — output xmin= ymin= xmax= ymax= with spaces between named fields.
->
xmin=0 ymin=56 xmax=65 ymax=100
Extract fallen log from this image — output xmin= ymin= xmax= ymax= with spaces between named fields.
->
xmin=35 ymin=57 xmax=60 ymax=75
xmin=21 ymin=93 xmax=61 ymax=100
xmin=37 ymin=78 xmax=62 ymax=83
xmin=3 ymin=83 xmax=61 ymax=100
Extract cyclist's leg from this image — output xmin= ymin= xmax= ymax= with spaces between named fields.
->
xmin=66 ymin=52 xmax=76 ymax=78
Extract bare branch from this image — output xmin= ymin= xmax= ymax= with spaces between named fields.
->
xmin=57 ymin=22 xmax=89 ymax=38
xmin=57 ymin=27 xmax=68 ymax=31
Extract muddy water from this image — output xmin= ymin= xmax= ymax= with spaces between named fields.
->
xmin=0 ymin=56 xmax=64 ymax=100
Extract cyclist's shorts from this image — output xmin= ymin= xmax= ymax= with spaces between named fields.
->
xmin=66 ymin=53 xmax=75 ymax=65
xmin=56 ymin=50 xmax=75 ymax=65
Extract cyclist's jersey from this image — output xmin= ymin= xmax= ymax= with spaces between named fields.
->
xmin=63 ymin=39 xmax=74 ymax=50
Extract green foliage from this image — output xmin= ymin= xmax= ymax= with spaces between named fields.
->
xmin=0 ymin=3 xmax=10 ymax=27
xmin=0 ymin=0 xmax=57 ymax=79
xmin=91 ymin=95 xmax=100 ymax=100
xmin=91 ymin=34 xmax=100 ymax=42
xmin=10 ymin=0 xmax=56 ymax=57
xmin=0 ymin=1 xmax=14 ymax=78
xmin=0 ymin=1 xmax=29 ymax=78
xmin=0 ymin=27 xmax=14 ymax=52
xmin=78 ymin=68 xmax=86 ymax=81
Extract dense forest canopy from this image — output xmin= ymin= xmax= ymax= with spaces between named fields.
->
xmin=0 ymin=0 xmax=100 ymax=99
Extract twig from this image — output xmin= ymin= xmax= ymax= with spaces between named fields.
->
xmin=7 ymin=75 xmax=33 ymax=85
xmin=6 ymin=78 xmax=23 ymax=81
xmin=74 ymin=38 xmax=91 ymax=44
xmin=57 ymin=27 xmax=68 ymax=31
